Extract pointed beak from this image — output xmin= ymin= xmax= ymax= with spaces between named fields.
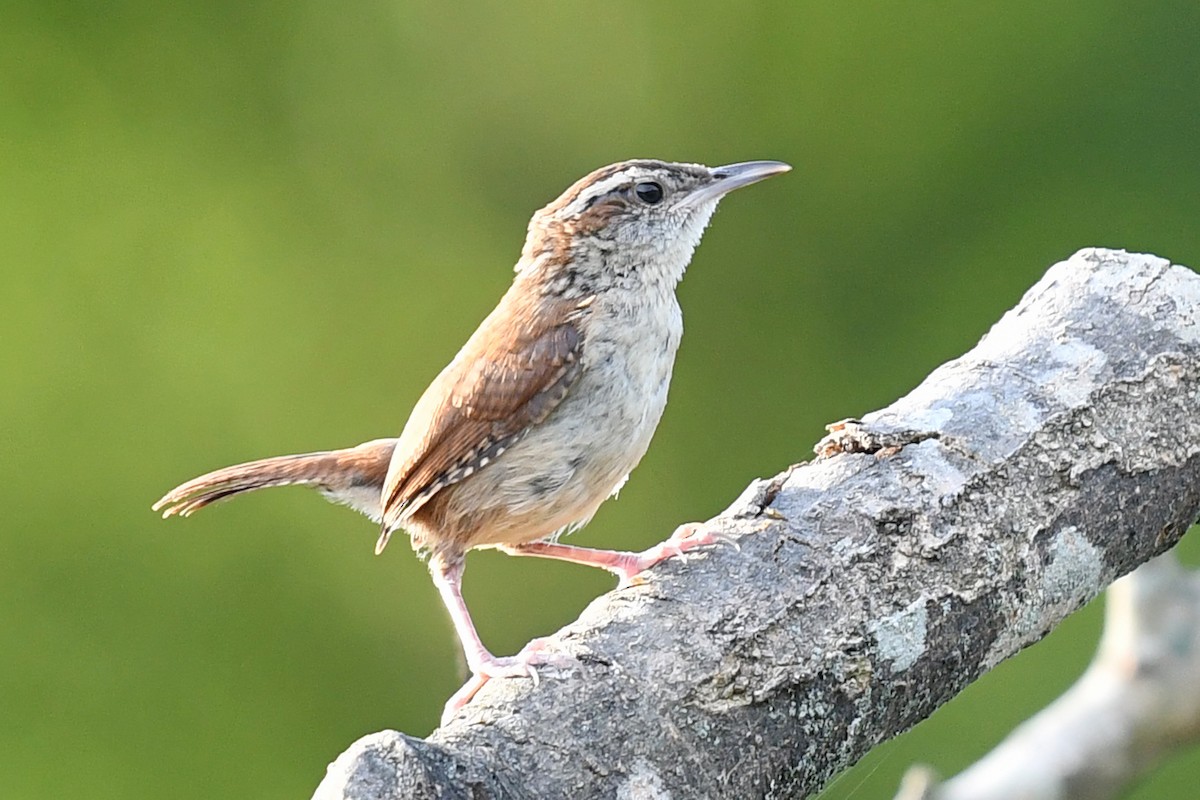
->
xmin=680 ymin=160 xmax=792 ymax=208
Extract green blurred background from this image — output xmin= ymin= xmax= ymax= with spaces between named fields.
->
xmin=4 ymin=1 xmax=1200 ymax=797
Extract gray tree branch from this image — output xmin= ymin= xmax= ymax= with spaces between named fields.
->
xmin=895 ymin=552 xmax=1200 ymax=800
xmin=312 ymin=248 xmax=1200 ymax=800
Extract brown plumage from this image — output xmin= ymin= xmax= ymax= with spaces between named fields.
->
xmin=376 ymin=286 xmax=590 ymax=555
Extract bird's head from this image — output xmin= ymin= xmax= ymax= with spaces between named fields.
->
xmin=519 ymin=159 xmax=790 ymax=290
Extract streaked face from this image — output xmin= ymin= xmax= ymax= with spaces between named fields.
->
xmin=521 ymin=159 xmax=790 ymax=286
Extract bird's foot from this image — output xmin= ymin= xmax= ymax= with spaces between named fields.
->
xmin=442 ymin=638 xmax=577 ymax=725
xmin=469 ymin=637 xmax=577 ymax=684
xmin=616 ymin=522 xmax=738 ymax=587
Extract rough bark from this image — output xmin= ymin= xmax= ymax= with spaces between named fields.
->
xmin=312 ymin=248 xmax=1200 ymax=800
xmin=894 ymin=553 xmax=1200 ymax=800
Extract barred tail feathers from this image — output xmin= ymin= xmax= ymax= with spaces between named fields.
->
xmin=153 ymin=438 xmax=396 ymax=521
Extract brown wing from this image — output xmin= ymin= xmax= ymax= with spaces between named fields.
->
xmin=378 ymin=289 xmax=589 ymax=543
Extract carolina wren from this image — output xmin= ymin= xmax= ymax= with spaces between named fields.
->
xmin=154 ymin=158 xmax=791 ymax=719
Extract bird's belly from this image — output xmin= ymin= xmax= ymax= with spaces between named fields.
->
xmin=436 ymin=312 xmax=680 ymax=550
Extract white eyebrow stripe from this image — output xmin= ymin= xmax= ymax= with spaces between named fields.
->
xmin=565 ymin=172 xmax=637 ymax=216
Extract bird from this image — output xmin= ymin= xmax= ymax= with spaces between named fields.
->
xmin=153 ymin=158 xmax=791 ymax=720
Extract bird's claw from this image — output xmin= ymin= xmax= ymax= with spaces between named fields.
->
xmin=668 ymin=521 xmax=740 ymax=553
xmin=615 ymin=522 xmax=738 ymax=587
xmin=442 ymin=638 xmax=577 ymax=724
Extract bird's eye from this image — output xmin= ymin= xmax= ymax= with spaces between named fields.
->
xmin=634 ymin=182 xmax=664 ymax=205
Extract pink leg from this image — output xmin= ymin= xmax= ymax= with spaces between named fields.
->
xmin=430 ymin=555 xmax=574 ymax=723
xmin=498 ymin=522 xmax=731 ymax=586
